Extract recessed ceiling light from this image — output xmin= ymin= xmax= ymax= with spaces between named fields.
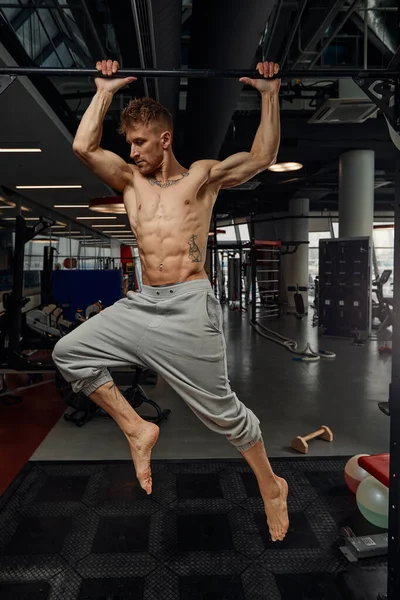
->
xmin=2 ymin=217 xmax=49 ymax=221
xmin=16 ymin=185 xmax=82 ymax=189
xmin=0 ymin=148 xmax=42 ymax=153
xmin=76 ymin=217 xmax=117 ymax=220
xmin=92 ymin=224 xmax=126 ymax=228
xmin=53 ymin=205 xmax=89 ymax=208
xmin=268 ymin=162 xmax=303 ymax=172
xmin=102 ymin=230 xmax=130 ymax=233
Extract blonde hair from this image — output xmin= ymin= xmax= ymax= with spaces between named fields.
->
xmin=118 ymin=97 xmax=173 ymax=134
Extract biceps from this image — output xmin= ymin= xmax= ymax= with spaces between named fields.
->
xmin=75 ymin=147 xmax=132 ymax=192
xmin=208 ymin=153 xmax=264 ymax=189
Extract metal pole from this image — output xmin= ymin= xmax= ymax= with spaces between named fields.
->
xmin=9 ymin=216 xmax=26 ymax=354
xmin=0 ymin=67 xmax=399 ymax=79
xmin=239 ymin=249 xmax=243 ymax=313
xmin=213 ymin=214 xmax=218 ymax=298
xmin=387 ymin=73 xmax=400 ymax=600
xmin=250 ymin=213 xmax=256 ymax=324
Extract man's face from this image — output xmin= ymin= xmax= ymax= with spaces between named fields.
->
xmin=126 ymin=123 xmax=165 ymax=175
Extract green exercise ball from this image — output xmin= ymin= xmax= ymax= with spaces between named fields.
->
xmin=356 ymin=475 xmax=389 ymax=530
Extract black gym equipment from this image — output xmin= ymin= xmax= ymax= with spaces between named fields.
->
xmin=0 ymin=66 xmax=399 ymax=79
xmin=372 ymin=270 xmax=393 ymax=328
xmin=287 ymin=283 xmax=308 ymax=319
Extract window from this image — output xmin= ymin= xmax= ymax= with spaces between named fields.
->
xmin=238 ymin=224 xmax=250 ymax=242
xmin=373 ymin=224 xmax=394 ymax=295
xmin=217 ymin=225 xmax=237 ymax=242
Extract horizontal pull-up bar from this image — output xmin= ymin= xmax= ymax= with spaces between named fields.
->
xmin=0 ymin=67 xmax=399 ymax=79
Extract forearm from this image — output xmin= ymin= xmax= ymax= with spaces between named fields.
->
xmin=73 ymin=90 xmax=114 ymax=153
xmin=250 ymin=90 xmax=280 ymax=165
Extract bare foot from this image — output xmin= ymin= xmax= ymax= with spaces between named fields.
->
xmin=262 ymin=476 xmax=289 ymax=542
xmin=126 ymin=421 xmax=160 ymax=495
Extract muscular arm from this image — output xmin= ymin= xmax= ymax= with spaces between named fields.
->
xmin=73 ymin=90 xmax=133 ymax=192
xmin=206 ymin=89 xmax=280 ymax=190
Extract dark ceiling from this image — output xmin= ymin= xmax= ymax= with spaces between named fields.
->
xmin=0 ymin=0 xmax=399 ymax=231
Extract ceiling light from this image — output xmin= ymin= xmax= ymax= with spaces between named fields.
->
xmin=0 ymin=205 xmax=15 ymax=209
xmin=0 ymin=148 xmax=42 ymax=153
xmin=89 ymin=196 xmax=125 ymax=214
xmin=0 ymin=197 xmax=15 ymax=207
xmin=16 ymin=185 xmax=82 ymax=189
xmin=92 ymin=224 xmax=126 ymax=228
xmin=268 ymin=162 xmax=303 ymax=172
xmin=2 ymin=217 xmax=48 ymax=221
xmin=76 ymin=216 xmax=117 ymax=220
xmin=102 ymin=230 xmax=130 ymax=233
xmin=51 ymin=225 xmax=67 ymax=229
xmin=53 ymin=205 xmax=89 ymax=208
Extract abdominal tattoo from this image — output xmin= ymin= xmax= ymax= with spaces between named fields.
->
xmin=188 ymin=234 xmax=206 ymax=262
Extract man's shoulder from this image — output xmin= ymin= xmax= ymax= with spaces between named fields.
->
xmin=190 ymin=159 xmax=220 ymax=173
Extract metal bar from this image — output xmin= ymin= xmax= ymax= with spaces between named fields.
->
xmin=388 ymin=117 xmax=400 ymax=600
xmin=250 ymin=213 xmax=256 ymax=324
xmin=0 ymin=66 xmax=399 ymax=79
xmin=0 ymin=3 xmax=82 ymax=7
xmin=9 ymin=216 xmax=25 ymax=353
xmin=308 ymin=0 xmax=360 ymax=70
xmin=213 ymin=214 xmax=218 ymax=298
xmin=364 ymin=10 xmax=368 ymax=69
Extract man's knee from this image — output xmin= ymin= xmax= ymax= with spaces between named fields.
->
xmin=52 ymin=333 xmax=73 ymax=368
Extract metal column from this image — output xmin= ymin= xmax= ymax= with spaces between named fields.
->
xmin=8 ymin=216 xmax=26 ymax=353
xmin=250 ymin=213 xmax=256 ymax=324
xmin=213 ymin=214 xmax=218 ymax=297
xmin=387 ymin=76 xmax=400 ymax=600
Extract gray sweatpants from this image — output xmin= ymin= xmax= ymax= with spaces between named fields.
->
xmin=52 ymin=278 xmax=262 ymax=453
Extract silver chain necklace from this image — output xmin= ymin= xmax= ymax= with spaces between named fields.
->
xmin=147 ymin=172 xmax=189 ymax=188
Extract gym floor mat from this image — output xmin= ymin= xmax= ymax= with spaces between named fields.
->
xmin=0 ymin=457 xmax=388 ymax=599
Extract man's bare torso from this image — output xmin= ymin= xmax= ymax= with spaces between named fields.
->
xmin=123 ymin=161 xmax=218 ymax=286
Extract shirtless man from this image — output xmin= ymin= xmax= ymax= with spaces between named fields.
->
xmin=52 ymin=59 xmax=289 ymax=542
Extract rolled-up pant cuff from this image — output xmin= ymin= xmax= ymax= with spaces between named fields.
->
xmin=235 ymin=435 xmax=264 ymax=453
xmin=73 ymin=370 xmax=114 ymax=397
